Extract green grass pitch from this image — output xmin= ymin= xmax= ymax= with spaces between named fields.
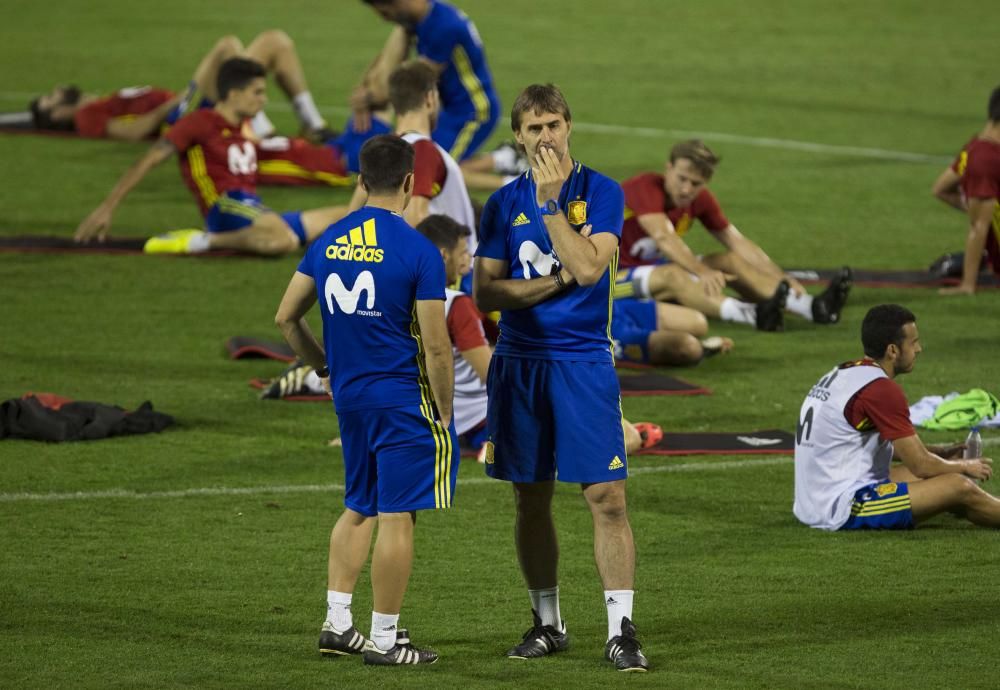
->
xmin=1 ymin=1 xmax=999 ymax=687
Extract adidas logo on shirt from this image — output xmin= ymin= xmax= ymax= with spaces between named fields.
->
xmin=512 ymin=212 xmax=530 ymax=227
xmin=608 ymin=456 xmax=624 ymax=470
xmin=326 ymin=218 xmax=384 ymax=262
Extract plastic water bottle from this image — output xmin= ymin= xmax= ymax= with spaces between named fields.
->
xmin=964 ymin=427 xmax=983 ymax=459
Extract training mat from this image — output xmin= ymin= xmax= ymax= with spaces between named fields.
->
xmin=789 ymin=268 xmax=1000 ymax=289
xmin=0 ymin=234 xmax=250 ymax=256
xmin=228 ymin=337 xmax=297 ymax=362
xmin=639 ymin=429 xmax=795 ymax=455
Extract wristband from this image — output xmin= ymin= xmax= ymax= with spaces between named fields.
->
xmin=553 ymin=270 xmax=566 ymax=289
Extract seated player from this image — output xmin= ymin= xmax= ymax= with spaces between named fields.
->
xmin=617 ymin=139 xmax=852 ymax=331
xmin=931 ymin=84 xmax=1000 ymax=296
xmin=612 ymin=297 xmax=734 ymax=367
xmin=20 ymin=31 xmax=360 ymax=188
xmin=793 ymin=304 xmax=999 ymax=531
xmin=73 ymin=58 xmax=348 ymax=256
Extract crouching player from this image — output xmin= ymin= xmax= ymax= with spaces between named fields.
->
xmin=274 ymin=135 xmax=458 ymax=664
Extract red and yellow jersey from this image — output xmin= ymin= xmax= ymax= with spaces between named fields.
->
xmin=618 ymin=172 xmax=729 ymax=267
xmin=165 ymin=109 xmax=258 ymax=217
xmin=74 ymin=86 xmax=175 ymax=138
xmin=952 ymin=136 xmax=1000 ymax=275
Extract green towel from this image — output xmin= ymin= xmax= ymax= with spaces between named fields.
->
xmin=920 ymin=388 xmax=1000 ymax=431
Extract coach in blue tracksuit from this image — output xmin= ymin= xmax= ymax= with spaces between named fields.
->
xmin=473 ymin=84 xmax=649 ymax=673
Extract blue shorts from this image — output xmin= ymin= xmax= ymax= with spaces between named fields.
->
xmin=204 ymin=190 xmax=307 ymax=245
xmin=484 ymin=356 xmax=627 ymax=484
xmin=611 ymin=298 xmax=657 ymax=364
xmin=432 ymin=107 xmax=499 ymax=162
xmin=337 ymin=405 xmax=460 ymax=517
xmin=328 ymin=116 xmax=393 ymax=174
xmin=839 ymin=482 xmax=914 ymax=530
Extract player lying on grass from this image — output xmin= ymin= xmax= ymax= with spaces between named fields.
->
xmin=794 ymin=304 xmax=999 ymax=531
xmin=74 ymin=58 xmax=350 ymax=256
xmin=931 ymin=84 xmax=1000 ymax=296
xmin=261 ymin=213 xmax=664 ymax=456
xmin=615 ymin=139 xmax=852 ymax=332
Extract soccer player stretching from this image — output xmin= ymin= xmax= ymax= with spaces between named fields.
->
xmin=275 ymin=135 xmax=458 ymax=664
xmin=474 ymin=84 xmax=648 ymax=672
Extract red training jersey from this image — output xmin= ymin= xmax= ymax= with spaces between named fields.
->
xmin=618 ymin=172 xmax=729 ymax=267
xmin=446 ymin=294 xmax=488 ymax=352
xmin=843 ymin=361 xmax=914 ymax=441
xmin=951 ymin=137 xmax=1000 ymax=275
xmin=165 ymin=109 xmax=258 ymax=217
xmin=74 ymin=86 xmax=174 ymax=139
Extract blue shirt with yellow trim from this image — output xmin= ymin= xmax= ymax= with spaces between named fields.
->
xmin=476 ymin=162 xmax=624 ymax=363
xmin=297 ymin=207 xmax=446 ymax=412
xmin=414 ymin=0 xmax=499 ymax=123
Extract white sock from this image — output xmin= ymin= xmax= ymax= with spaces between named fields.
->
xmin=250 ymin=111 xmax=275 ymax=138
xmin=371 ymin=611 xmax=400 ymax=652
xmin=719 ymin=297 xmax=757 ymax=326
xmin=292 ymin=91 xmax=325 ymax=130
xmin=304 ymin=369 xmax=323 ymax=394
xmin=326 ymin=590 xmax=353 ymax=632
xmin=785 ymin=290 xmax=814 ymax=321
xmin=604 ymin=590 xmax=634 ymax=640
xmin=529 ymin=587 xmax=562 ymax=629
xmin=631 ymin=266 xmax=655 ymax=299
xmin=186 ymin=231 xmax=211 ymax=253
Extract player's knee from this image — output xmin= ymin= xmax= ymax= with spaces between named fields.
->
xmin=253 ymin=230 xmax=298 ymax=256
xmin=690 ymin=312 xmax=709 ymax=337
xmin=952 ymin=474 xmax=980 ymax=502
xmin=585 ymin=483 xmax=628 ymax=520
xmin=256 ymin=29 xmax=293 ymax=51
xmin=513 ymin=483 xmax=554 ymax=516
xmin=215 ymin=35 xmax=243 ymax=58
xmin=676 ymin=335 xmax=704 ymax=365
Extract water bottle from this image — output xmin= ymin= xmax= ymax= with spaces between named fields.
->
xmin=964 ymin=426 xmax=983 ymax=459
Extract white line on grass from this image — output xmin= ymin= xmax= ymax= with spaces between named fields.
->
xmin=0 ymin=91 xmax=948 ymax=164
xmin=0 ymin=456 xmax=791 ymax=503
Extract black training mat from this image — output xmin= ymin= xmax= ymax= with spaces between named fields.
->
xmin=227 ymin=337 xmax=296 ymax=362
xmin=0 ymin=234 xmax=251 ymax=257
xmin=788 ymin=268 xmax=999 ymax=289
xmin=640 ymin=429 xmax=794 ymax=456
xmin=617 ymin=371 xmax=710 ymax=396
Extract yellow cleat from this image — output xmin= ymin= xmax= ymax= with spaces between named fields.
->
xmin=143 ymin=229 xmax=203 ymax=254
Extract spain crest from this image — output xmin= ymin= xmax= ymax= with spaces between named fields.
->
xmin=567 ymin=200 xmax=587 ymax=225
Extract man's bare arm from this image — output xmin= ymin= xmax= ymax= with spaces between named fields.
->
xmin=415 ymin=299 xmax=454 ymax=426
xmin=543 ymin=214 xmax=618 ymax=286
xmin=274 ymin=272 xmax=327 ymax=372
xmin=74 ymin=138 xmax=175 ymax=242
xmin=637 ymin=213 xmax=727 ymax=294
xmin=931 ymin=166 xmax=965 ymax=211
xmin=473 ymin=256 xmax=573 ymax=312
xmin=894 ymin=434 xmax=992 ymax=481
xmin=460 ymin=345 xmax=492 ymax=384
xmin=402 ymin=195 xmax=431 ymax=228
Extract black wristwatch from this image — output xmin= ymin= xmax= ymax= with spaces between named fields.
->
xmin=539 ymin=199 xmax=559 ymax=216
xmin=315 ymin=366 xmax=330 ymax=378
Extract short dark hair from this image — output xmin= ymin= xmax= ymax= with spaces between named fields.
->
xmin=861 ymin=304 xmax=916 ymax=359
xmin=216 ymin=58 xmax=266 ymax=101
xmin=359 ymin=134 xmax=415 ymax=194
xmin=29 ymin=85 xmax=81 ymax=131
xmin=989 ymin=85 xmax=1000 ymax=122
xmin=670 ymin=139 xmax=721 ymax=179
xmin=415 ymin=214 xmax=471 ymax=251
xmin=511 ymin=84 xmax=571 ymax=131
xmin=389 ymin=61 xmax=438 ymax=115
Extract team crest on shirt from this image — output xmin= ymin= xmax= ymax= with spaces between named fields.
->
xmin=876 ymin=483 xmax=897 ymax=497
xmin=567 ymin=200 xmax=587 ymax=225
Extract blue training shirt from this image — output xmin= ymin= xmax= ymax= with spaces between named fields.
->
xmin=297 ymin=207 xmax=446 ymax=412
xmin=476 ymin=161 xmax=624 ymax=363
xmin=414 ymin=1 xmax=499 ymax=124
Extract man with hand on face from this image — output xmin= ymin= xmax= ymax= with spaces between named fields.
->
xmin=474 ymin=84 xmax=649 ymax=673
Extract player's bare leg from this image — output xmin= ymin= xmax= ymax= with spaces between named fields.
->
xmin=646 ymin=330 xmax=704 ymax=366
xmin=204 ymin=213 xmax=300 ymax=256
xmin=906 ymin=474 xmax=1000 ymax=527
xmin=192 ymin=35 xmax=245 ymax=102
xmin=583 ymin=480 xmax=635 ymax=590
xmin=647 ymin=264 xmax=727 ymax=317
xmin=622 ymin=420 xmax=643 ymax=456
xmin=657 ymin=302 xmax=708 ymax=337
xmin=513 ymin=481 xmax=559 ymax=589
xmin=702 ymin=251 xmax=781 ymax=301
xmin=246 ymin=29 xmax=329 ymax=136
xmin=370 ymin=511 xmax=416 ymax=614
xmin=328 ymin=509 xmax=377 ymax=592
xmin=299 ymin=206 xmax=351 ymax=243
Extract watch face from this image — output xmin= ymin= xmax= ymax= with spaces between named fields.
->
xmin=545 ymin=199 xmax=558 ymax=213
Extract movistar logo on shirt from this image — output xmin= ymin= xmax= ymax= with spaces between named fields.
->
xmin=326 ymin=218 xmax=384 ymax=262
xmin=512 ymin=212 xmax=530 ymax=227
